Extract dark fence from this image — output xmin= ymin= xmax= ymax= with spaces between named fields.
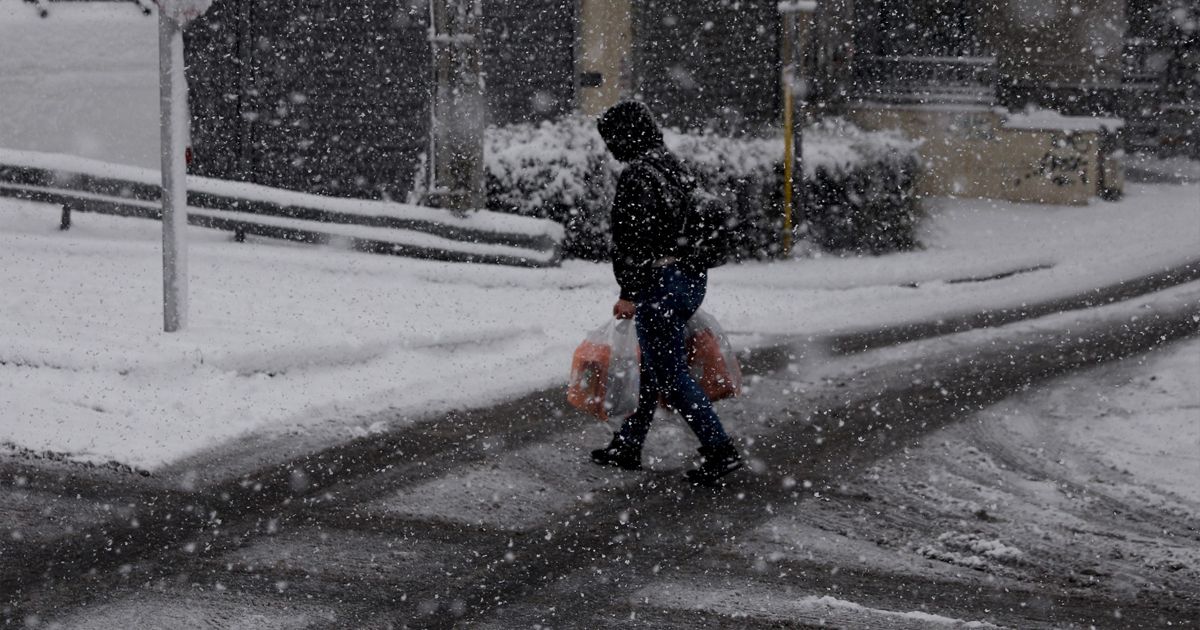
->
xmin=184 ymin=0 xmax=578 ymax=203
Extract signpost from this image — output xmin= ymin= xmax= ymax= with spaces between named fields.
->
xmin=154 ymin=0 xmax=211 ymax=332
xmin=426 ymin=0 xmax=485 ymax=215
xmin=779 ymin=1 xmax=816 ymax=260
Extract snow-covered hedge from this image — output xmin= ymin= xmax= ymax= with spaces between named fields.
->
xmin=482 ymin=117 xmax=618 ymax=261
xmin=801 ymin=121 xmax=924 ymax=254
xmin=477 ymin=116 xmax=922 ymax=260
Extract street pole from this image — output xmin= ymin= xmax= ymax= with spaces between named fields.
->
xmin=159 ymin=9 xmax=188 ymax=332
xmin=427 ymin=0 xmax=485 ymax=215
xmin=781 ymin=12 xmax=796 ymax=261
xmin=154 ymin=0 xmax=210 ymax=332
xmin=779 ymin=2 xmax=816 ymax=260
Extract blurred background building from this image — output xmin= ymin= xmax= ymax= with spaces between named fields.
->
xmin=170 ymin=0 xmax=1196 ymax=202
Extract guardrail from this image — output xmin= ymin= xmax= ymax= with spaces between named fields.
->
xmin=0 ymin=148 xmax=562 ymax=268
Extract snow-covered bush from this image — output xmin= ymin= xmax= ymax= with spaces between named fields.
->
xmin=483 ymin=117 xmax=618 ymax=260
xmin=669 ymin=119 xmax=923 ymax=257
xmin=802 ymin=119 xmax=924 ymax=254
xmin=480 ymin=115 xmax=922 ymax=260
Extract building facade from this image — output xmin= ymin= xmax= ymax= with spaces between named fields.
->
xmin=185 ymin=0 xmax=576 ymax=202
xmin=183 ymin=0 xmax=1195 ymax=204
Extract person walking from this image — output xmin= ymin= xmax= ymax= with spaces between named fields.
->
xmin=589 ymin=100 xmax=743 ymax=486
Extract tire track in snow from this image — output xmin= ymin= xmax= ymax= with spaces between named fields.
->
xmin=829 ymin=259 xmax=1200 ymax=354
xmin=427 ymin=284 xmax=1199 ymax=630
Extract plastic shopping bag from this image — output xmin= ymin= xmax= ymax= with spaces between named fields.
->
xmin=567 ymin=319 xmax=641 ymax=421
xmin=685 ymin=309 xmax=742 ymax=402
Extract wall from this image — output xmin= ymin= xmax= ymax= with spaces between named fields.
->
xmin=579 ymin=0 xmax=632 ymax=116
xmin=483 ymin=2 xmax=577 ymax=124
xmin=632 ymin=0 xmax=780 ymax=132
xmin=850 ymin=105 xmax=1121 ymax=205
xmin=186 ymin=0 xmax=433 ymax=201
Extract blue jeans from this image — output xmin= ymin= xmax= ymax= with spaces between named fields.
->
xmin=618 ymin=264 xmax=731 ymax=449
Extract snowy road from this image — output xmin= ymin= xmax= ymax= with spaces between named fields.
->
xmin=3 ymin=277 xmax=1197 ymax=629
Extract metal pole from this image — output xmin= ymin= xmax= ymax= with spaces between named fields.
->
xmin=426 ymin=0 xmax=485 ymax=215
xmin=781 ymin=11 xmax=796 ymax=260
xmin=780 ymin=2 xmax=815 ymax=260
xmin=427 ymin=0 xmax=439 ymax=199
xmin=159 ymin=11 xmax=189 ymax=332
xmin=794 ymin=8 xmax=813 ymax=249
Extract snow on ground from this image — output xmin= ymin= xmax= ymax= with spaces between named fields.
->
xmin=0 ymin=198 xmax=593 ymax=470
xmin=0 ymin=181 xmax=1196 ymax=471
xmin=646 ymin=331 xmax=1200 ymax=626
xmin=707 ymin=184 xmax=1200 ymax=339
xmin=987 ymin=334 xmax=1200 ymax=508
xmin=828 ymin=333 xmax=1200 ymax=596
xmin=0 ymin=0 xmax=159 ymax=169
xmin=1 ymin=0 xmax=1197 ymax=473
xmin=636 ymin=584 xmax=1001 ymax=629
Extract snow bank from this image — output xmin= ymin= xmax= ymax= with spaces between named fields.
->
xmin=0 ymin=0 xmax=159 ymax=168
xmin=1003 ymin=108 xmax=1124 ymax=133
xmin=637 ymin=583 xmax=999 ymax=628
xmin=800 ymin=595 xmax=999 ymax=628
xmin=917 ymin=533 xmax=1025 ymax=570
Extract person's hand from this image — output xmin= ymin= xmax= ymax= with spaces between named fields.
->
xmin=613 ymin=299 xmax=635 ymax=320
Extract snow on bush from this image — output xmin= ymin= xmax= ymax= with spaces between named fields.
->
xmin=802 ymin=120 xmax=924 ymax=255
xmin=475 ymin=115 xmax=922 ymax=260
xmin=482 ymin=117 xmax=618 ymax=260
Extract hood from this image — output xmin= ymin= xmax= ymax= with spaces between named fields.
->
xmin=597 ymin=101 xmax=664 ymax=163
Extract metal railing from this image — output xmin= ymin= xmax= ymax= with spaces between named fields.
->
xmin=0 ymin=153 xmax=562 ymax=268
xmin=853 ymin=54 xmax=997 ymax=107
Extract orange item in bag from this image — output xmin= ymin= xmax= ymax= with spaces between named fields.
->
xmin=567 ymin=340 xmax=611 ymax=419
xmin=686 ymin=327 xmax=741 ymax=402
xmin=660 ymin=310 xmax=743 ymax=411
xmin=567 ymin=319 xmax=641 ymax=421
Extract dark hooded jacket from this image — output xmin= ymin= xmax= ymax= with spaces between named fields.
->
xmin=598 ymin=101 xmax=698 ymax=301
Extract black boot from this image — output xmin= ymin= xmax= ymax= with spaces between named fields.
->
xmin=684 ymin=441 xmax=743 ymax=486
xmin=591 ymin=432 xmax=643 ymax=471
